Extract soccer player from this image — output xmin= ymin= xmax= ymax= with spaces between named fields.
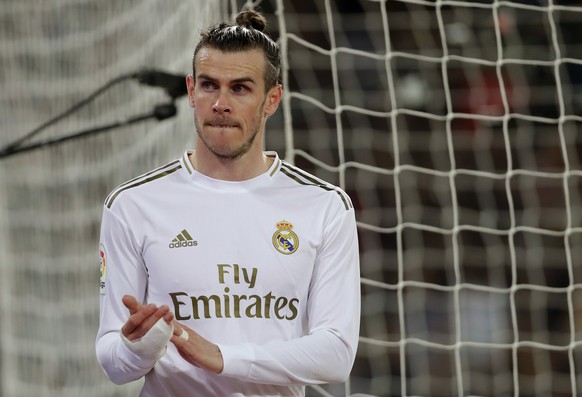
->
xmin=96 ymin=9 xmax=360 ymax=397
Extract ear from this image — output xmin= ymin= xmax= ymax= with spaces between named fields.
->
xmin=264 ymin=84 xmax=282 ymax=116
xmin=186 ymin=74 xmax=196 ymax=108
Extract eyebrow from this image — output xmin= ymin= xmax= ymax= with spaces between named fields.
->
xmin=197 ymin=74 xmax=256 ymax=85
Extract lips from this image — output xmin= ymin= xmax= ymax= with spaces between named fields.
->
xmin=206 ymin=119 xmax=239 ymax=128
xmin=209 ymin=124 xmax=237 ymax=128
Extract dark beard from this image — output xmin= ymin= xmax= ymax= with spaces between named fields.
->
xmin=195 ymin=119 xmax=261 ymax=160
xmin=194 ymin=98 xmax=266 ymax=160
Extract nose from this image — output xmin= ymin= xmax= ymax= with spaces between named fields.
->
xmin=212 ymin=91 xmax=231 ymax=114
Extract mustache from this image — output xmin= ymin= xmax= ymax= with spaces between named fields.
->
xmin=204 ymin=117 xmax=239 ymax=127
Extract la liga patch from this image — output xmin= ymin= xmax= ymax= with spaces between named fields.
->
xmin=99 ymin=243 xmax=107 ymax=295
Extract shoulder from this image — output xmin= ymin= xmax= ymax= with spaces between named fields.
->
xmin=277 ymin=160 xmax=353 ymax=212
xmin=104 ymin=158 xmax=183 ymax=209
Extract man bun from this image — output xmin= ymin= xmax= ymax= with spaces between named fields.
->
xmin=235 ymin=10 xmax=267 ymax=32
xmin=193 ymin=9 xmax=281 ymax=90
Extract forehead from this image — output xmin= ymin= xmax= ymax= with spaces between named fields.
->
xmin=195 ymin=47 xmax=266 ymax=82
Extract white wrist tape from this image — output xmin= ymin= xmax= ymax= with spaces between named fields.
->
xmin=121 ymin=318 xmax=174 ymax=361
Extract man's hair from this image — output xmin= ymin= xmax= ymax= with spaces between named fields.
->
xmin=192 ymin=10 xmax=281 ymax=92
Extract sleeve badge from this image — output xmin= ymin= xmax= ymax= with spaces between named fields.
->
xmin=99 ymin=243 xmax=107 ymax=295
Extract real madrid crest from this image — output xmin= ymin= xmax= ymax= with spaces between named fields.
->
xmin=272 ymin=220 xmax=299 ymax=255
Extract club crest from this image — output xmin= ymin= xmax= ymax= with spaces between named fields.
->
xmin=272 ymin=220 xmax=299 ymax=255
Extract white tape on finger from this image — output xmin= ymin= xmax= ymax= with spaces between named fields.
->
xmin=121 ymin=318 xmax=174 ymax=361
xmin=179 ymin=328 xmax=189 ymax=341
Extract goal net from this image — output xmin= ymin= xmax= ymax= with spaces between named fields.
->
xmin=1 ymin=0 xmax=582 ymax=396
xmin=0 ymin=1 xmax=221 ymax=396
xmin=254 ymin=0 xmax=582 ymax=396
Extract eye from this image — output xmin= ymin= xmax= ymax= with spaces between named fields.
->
xmin=232 ymin=84 xmax=248 ymax=93
xmin=201 ymin=81 xmax=217 ymax=90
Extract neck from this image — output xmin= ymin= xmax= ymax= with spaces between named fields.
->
xmin=189 ymin=146 xmax=273 ymax=181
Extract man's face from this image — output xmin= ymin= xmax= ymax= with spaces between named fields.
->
xmin=187 ymin=47 xmax=281 ymax=160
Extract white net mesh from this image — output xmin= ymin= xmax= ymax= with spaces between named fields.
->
xmin=3 ymin=0 xmax=582 ymax=396
xmin=0 ymin=1 xmax=221 ymax=396
xmin=249 ymin=0 xmax=582 ymax=396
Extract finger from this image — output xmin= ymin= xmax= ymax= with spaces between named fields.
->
xmin=121 ymin=304 xmax=163 ymax=338
xmin=122 ymin=295 xmax=144 ymax=315
xmin=163 ymin=311 xmax=174 ymax=325
xmin=171 ymin=321 xmax=192 ymax=336
xmin=147 ymin=306 xmax=174 ymax=332
xmin=170 ymin=323 xmax=190 ymax=344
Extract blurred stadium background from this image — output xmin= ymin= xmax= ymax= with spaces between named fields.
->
xmin=1 ymin=0 xmax=582 ymax=396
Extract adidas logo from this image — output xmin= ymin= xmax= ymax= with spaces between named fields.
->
xmin=169 ymin=229 xmax=198 ymax=249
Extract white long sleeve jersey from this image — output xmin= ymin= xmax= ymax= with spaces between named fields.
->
xmin=96 ymin=151 xmax=361 ymax=397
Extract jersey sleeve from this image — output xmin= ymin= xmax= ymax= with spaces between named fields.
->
xmin=95 ymin=205 xmax=155 ymax=384
xmin=217 ymin=206 xmax=361 ymax=385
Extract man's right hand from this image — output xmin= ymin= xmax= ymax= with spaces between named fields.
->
xmin=121 ymin=295 xmax=174 ymax=341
